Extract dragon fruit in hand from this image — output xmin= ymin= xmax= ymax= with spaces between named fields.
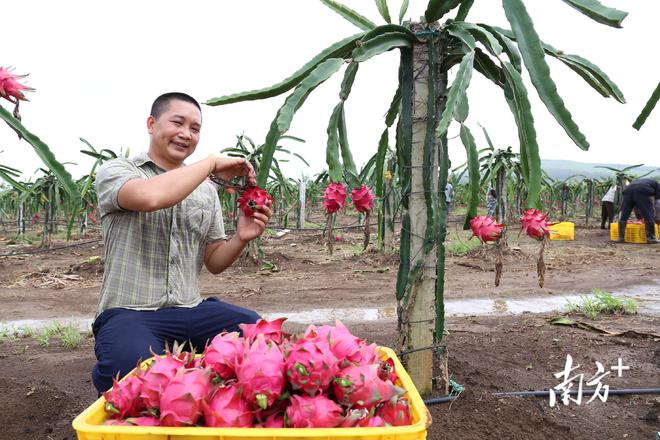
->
xmin=238 ymin=186 xmax=273 ymax=217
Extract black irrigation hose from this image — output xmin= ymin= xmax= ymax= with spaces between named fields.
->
xmin=423 ymin=388 xmax=660 ymax=406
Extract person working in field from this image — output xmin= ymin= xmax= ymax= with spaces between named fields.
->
xmin=617 ymin=177 xmax=660 ymax=244
xmin=600 ymin=183 xmax=616 ymax=229
xmin=91 ymin=92 xmax=271 ymax=393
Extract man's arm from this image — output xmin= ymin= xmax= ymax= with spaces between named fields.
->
xmin=204 ymin=205 xmax=272 ymax=274
xmin=117 ymin=156 xmax=254 ymax=212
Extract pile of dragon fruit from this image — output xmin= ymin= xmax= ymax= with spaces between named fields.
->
xmin=102 ymin=319 xmax=411 ymax=428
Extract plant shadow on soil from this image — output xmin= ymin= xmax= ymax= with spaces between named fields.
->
xmin=0 ymin=214 xmax=659 ymax=439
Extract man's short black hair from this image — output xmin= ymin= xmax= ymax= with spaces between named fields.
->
xmin=150 ymin=92 xmax=201 ymax=120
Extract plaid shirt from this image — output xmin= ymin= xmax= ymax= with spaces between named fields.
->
xmin=95 ymin=152 xmax=227 ymax=315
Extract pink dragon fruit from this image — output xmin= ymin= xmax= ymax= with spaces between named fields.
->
xmin=365 ymin=416 xmax=388 ymax=427
xmin=305 ymin=320 xmax=365 ymax=367
xmin=235 ymin=335 xmax=287 ymax=410
xmin=378 ymin=358 xmax=398 ymax=384
xmin=341 ymin=408 xmax=371 ymax=427
xmin=263 ymin=412 xmax=285 ymax=428
xmin=469 ymin=215 xmax=504 ymax=243
xmin=0 ymin=66 xmax=34 ymax=103
xmin=285 ymin=394 xmax=343 ymax=428
xmin=323 ymin=182 xmax=347 ymax=214
xmin=333 ymin=364 xmax=405 ymax=409
xmin=139 ymin=349 xmax=187 ymax=410
xmin=240 ymin=318 xmax=290 ymax=345
xmin=376 ymin=397 xmax=412 ymax=426
xmin=285 ymin=336 xmax=339 ymax=396
xmin=201 ymin=332 xmax=244 ymax=380
xmin=238 ymin=186 xmax=273 ymax=217
xmin=202 ymin=384 xmax=254 ymax=427
xmin=102 ymin=372 xmax=145 ymax=419
xmin=351 ymin=185 xmax=375 ymax=213
xmin=125 ymin=416 xmax=161 ymax=426
xmin=520 ymin=209 xmax=551 ymax=240
xmin=159 ymin=368 xmax=212 ymax=426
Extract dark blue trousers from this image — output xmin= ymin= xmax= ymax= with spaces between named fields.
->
xmin=91 ymin=297 xmax=260 ymax=393
xmin=620 ymin=185 xmax=655 ymax=223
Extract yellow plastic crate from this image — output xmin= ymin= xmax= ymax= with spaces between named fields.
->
xmin=72 ymin=347 xmax=429 ymax=440
xmin=610 ymin=222 xmax=659 ymax=244
xmin=549 ymin=222 xmax=574 ymax=241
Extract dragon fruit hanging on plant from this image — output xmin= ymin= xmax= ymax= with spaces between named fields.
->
xmin=322 ymin=182 xmax=347 ymax=255
xmin=351 ymin=184 xmax=376 ymax=251
xmin=469 ymin=215 xmax=507 ymax=286
xmin=520 ymin=208 xmax=552 ymax=287
xmin=469 ymin=215 xmax=504 ymax=244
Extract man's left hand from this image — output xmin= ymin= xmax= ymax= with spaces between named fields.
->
xmin=236 ymin=204 xmax=272 ymax=242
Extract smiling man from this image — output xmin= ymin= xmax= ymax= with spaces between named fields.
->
xmin=91 ymin=92 xmax=271 ymax=393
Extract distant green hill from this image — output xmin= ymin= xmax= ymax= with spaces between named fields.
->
xmin=540 ymin=160 xmax=660 ymax=181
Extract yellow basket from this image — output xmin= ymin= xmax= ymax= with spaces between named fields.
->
xmin=72 ymin=347 xmax=429 ymax=440
xmin=610 ymin=222 xmax=658 ymax=244
xmin=549 ymin=222 xmax=574 ymax=241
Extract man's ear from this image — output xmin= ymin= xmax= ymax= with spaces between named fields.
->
xmin=146 ymin=115 xmax=155 ymax=134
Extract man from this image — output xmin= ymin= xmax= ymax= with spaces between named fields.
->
xmin=92 ymin=92 xmax=271 ymax=393
xmin=617 ymin=178 xmax=660 ymax=244
xmin=600 ymin=184 xmax=616 ymax=229
xmin=445 ymin=181 xmax=454 ymax=216
xmin=486 ymin=187 xmax=497 ymax=218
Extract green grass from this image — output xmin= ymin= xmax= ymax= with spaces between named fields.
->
xmin=445 ymin=231 xmax=481 ymax=256
xmin=566 ymin=289 xmax=638 ymax=319
xmin=34 ymin=321 xmax=83 ymax=349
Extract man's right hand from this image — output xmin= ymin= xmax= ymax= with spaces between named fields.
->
xmin=209 ymin=156 xmax=256 ymax=187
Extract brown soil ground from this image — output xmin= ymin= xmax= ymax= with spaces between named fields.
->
xmin=0 ymin=214 xmax=658 ymax=439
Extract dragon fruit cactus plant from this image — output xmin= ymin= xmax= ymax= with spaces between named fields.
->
xmin=238 ymin=186 xmax=273 ymax=217
xmin=469 ymin=215 xmax=504 ymax=243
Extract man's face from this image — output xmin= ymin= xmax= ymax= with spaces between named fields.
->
xmin=147 ymin=99 xmax=202 ymax=166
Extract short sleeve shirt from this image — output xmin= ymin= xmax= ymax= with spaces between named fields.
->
xmin=95 ymin=152 xmax=227 ymax=315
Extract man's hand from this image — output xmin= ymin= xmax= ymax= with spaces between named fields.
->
xmin=209 ymin=156 xmax=256 ymax=187
xmin=236 ymin=204 xmax=272 ymax=242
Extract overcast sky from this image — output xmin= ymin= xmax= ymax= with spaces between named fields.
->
xmin=1 ymin=0 xmax=658 ymax=182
